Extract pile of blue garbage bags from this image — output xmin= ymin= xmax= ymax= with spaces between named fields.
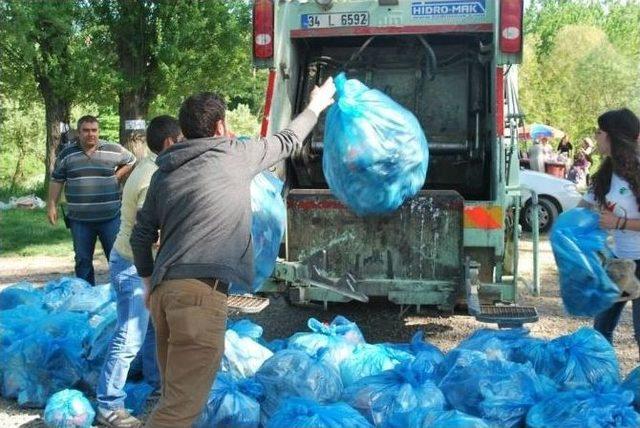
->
xmin=2 ymin=279 xmax=640 ymax=427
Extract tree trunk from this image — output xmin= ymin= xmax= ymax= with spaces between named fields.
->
xmin=118 ymin=89 xmax=150 ymax=161
xmin=41 ymin=83 xmax=71 ymax=192
xmin=112 ymin=0 xmax=156 ymax=162
xmin=10 ymin=146 xmax=27 ymax=192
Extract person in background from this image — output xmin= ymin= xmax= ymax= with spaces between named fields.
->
xmin=130 ymin=78 xmax=336 ymax=428
xmin=528 ymin=140 xmax=546 ymax=172
xmin=579 ymin=108 xmax=640 ymax=358
xmin=540 ymin=137 xmax=555 ymax=160
xmin=557 ymin=135 xmax=573 ymax=177
xmin=95 ymin=116 xmax=181 ymax=428
xmin=557 ymin=135 xmax=573 ymax=157
xmin=580 ymin=137 xmax=595 ymax=162
xmin=47 ymin=115 xmax=136 ymax=285
xmin=566 ymin=149 xmax=591 ymax=188
xmin=57 ymin=127 xmax=79 ymax=156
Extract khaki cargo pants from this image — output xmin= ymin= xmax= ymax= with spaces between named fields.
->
xmin=145 ymin=279 xmax=227 ymax=428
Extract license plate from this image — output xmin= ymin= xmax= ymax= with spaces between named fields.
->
xmin=301 ymin=12 xmax=369 ymax=29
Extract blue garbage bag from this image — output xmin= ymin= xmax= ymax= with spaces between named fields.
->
xmin=453 ymin=328 xmax=548 ymax=366
xmin=343 ymin=356 xmax=446 ymax=426
xmin=250 ymin=171 xmax=286 ymax=292
xmin=340 ymin=343 xmax=413 ymax=387
xmin=516 ymin=338 xmax=553 ymax=374
xmin=289 ymin=316 xmax=365 ymax=349
xmin=123 ymin=381 xmax=154 ymax=416
xmin=228 ymin=319 xmax=264 ymax=340
xmin=322 ymin=72 xmax=429 ymax=216
xmin=255 ymin=350 xmax=343 ymax=419
xmin=37 ymin=311 xmax=91 ymax=342
xmin=194 ymin=372 xmax=264 ymax=428
xmin=222 ymin=329 xmax=273 ymax=378
xmin=438 ymin=350 xmax=555 ymax=427
xmin=533 ymin=327 xmax=620 ymax=390
xmin=267 ymin=397 xmax=373 ymax=428
xmin=526 ymin=386 xmax=640 ymax=428
xmin=550 ymin=208 xmax=620 ymax=316
xmin=266 ymin=339 xmax=288 ymax=353
xmin=3 ymin=333 xmax=87 ymax=407
xmin=85 ymin=302 xmax=117 ymax=361
xmin=1 ymin=309 xmax=88 ymax=404
xmin=388 ymin=408 xmax=490 ymax=428
xmin=0 ymin=281 xmax=43 ymax=310
xmin=0 ymin=305 xmax=48 ymax=388
xmin=43 ymin=277 xmax=92 ymax=311
xmin=0 ymin=304 xmax=48 ymax=349
xmin=43 ymin=389 xmax=95 ymax=428
xmin=478 ymin=365 xmax=556 ymax=427
xmin=385 ymin=331 xmax=445 ymax=361
xmin=622 ymin=366 xmax=640 ymax=410
xmin=58 ymin=283 xmax=115 ymax=314
xmin=288 ymin=316 xmax=365 ymax=368
xmin=76 ymin=303 xmax=117 ymax=391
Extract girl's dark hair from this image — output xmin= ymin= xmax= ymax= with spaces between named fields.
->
xmin=591 ymin=108 xmax=640 ymax=208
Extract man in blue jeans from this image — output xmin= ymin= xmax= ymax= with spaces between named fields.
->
xmin=47 ymin=115 xmax=136 ymax=285
xmin=96 ymin=116 xmax=182 ymax=428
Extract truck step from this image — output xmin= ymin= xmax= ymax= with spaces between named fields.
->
xmin=227 ymin=294 xmax=270 ymax=314
xmin=475 ymin=304 xmax=538 ymax=328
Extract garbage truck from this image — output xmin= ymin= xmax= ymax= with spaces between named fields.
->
xmin=252 ymin=0 xmax=537 ymax=326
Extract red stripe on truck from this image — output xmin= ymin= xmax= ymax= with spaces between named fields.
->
xmin=496 ymin=67 xmax=504 ymax=137
xmin=260 ymin=69 xmax=277 ymax=138
xmin=288 ymin=199 xmax=346 ymax=210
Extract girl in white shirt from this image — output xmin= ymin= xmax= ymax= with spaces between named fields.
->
xmin=579 ymin=108 xmax=640 ymax=357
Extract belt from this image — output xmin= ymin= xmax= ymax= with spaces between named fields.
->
xmin=197 ymin=278 xmax=229 ymax=295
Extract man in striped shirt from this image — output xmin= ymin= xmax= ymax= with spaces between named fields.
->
xmin=47 ymin=115 xmax=136 ymax=285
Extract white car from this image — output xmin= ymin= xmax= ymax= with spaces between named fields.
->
xmin=519 ymin=169 xmax=583 ymax=232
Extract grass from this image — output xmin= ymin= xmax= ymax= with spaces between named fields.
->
xmin=0 ymin=208 xmax=73 ymax=257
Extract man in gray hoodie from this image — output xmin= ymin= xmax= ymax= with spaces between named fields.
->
xmin=130 ymin=78 xmax=335 ymax=428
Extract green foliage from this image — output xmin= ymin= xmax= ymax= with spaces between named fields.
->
xmin=0 ymin=99 xmax=46 ymax=191
xmin=0 ymin=209 xmax=73 ymax=257
xmin=96 ymin=111 xmax=120 ymax=143
xmin=146 ymin=0 xmax=267 ymax=116
xmin=601 ymin=1 xmax=640 ymax=62
xmin=1 ymin=0 xmax=110 ymax=107
xmin=91 ymin=0 xmax=266 ymax=122
xmin=227 ymin=104 xmax=261 ymax=138
xmin=524 ymin=0 xmax=603 ymax=60
xmin=521 ymin=2 xmax=640 ymax=145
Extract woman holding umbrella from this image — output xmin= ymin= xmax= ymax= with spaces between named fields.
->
xmin=525 ymin=124 xmax=564 ymax=172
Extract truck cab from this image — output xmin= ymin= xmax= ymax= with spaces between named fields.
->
xmin=253 ymin=0 xmax=533 ymax=321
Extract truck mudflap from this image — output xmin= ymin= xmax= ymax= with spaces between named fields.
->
xmin=279 ymin=189 xmax=464 ymax=309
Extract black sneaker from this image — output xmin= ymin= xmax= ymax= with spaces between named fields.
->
xmin=96 ymin=408 xmax=142 ymax=428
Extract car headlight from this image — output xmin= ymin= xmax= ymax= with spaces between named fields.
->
xmin=563 ymin=183 xmax=580 ymax=194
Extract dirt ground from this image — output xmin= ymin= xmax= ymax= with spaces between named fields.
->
xmin=0 ymin=236 xmax=637 ymax=427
